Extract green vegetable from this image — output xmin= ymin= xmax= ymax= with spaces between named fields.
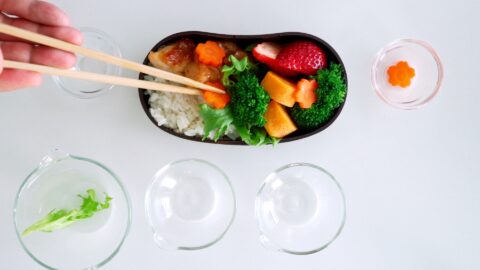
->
xmin=199 ymin=104 xmax=234 ymax=141
xmin=199 ymin=55 xmax=278 ymax=146
xmin=229 ymin=72 xmax=270 ymax=128
xmin=236 ymin=125 xmax=280 ymax=146
xmin=244 ymin=43 xmax=256 ymax=52
xmin=290 ymin=63 xmax=347 ymax=130
xmin=22 ymin=189 xmax=112 ymax=237
xmin=221 ymin=55 xmax=256 ymax=87
xmin=199 ymin=104 xmax=279 ymax=145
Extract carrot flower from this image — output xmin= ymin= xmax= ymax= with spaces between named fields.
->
xmin=195 ymin=41 xmax=226 ymax=67
xmin=387 ymin=61 xmax=415 ymax=88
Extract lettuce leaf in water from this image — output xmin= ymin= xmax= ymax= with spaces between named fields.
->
xmin=199 ymin=104 xmax=234 ymax=141
xmin=22 ymin=189 xmax=112 ymax=237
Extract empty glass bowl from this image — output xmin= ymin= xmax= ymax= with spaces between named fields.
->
xmin=145 ymin=159 xmax=236 ymax=250
xmin=13 ymin=149 xmax=131 ymax=269
xmin=255 ymin=163 xmax=346 ymax=255
xmin=372 ymin=39 xmax=443 ymax=109
xmin=53 ymin=27 xmax=122 ymax=98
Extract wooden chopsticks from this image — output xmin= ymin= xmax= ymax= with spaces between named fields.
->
xmin=2 ymin=60 xmax=203 ymax=95
xmin=0 ymin=23 xmax=224 ymax=95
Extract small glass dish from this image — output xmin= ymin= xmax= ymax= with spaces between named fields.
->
xmin=372 ymin=39 xmax=443 ymax=109
xmin=255 ymin=163 xmax=346 ymax=255
xmin=145 ymin=159 xmax=236 ymax=250
xmin=53 ymin=27 xmax=122 ymax=98
xmin=13 ymin=149 xmax=131 ymax=270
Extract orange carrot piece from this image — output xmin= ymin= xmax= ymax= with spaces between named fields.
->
xmin=387 ymin=61 xmax=415 ymax=88
xmin=294 ymin=78 xmax=318 ymax=109
xmin=202 ymin=82 xmax=230 ymax=109
xmin=195 ymin=41 xmax=226 ymax=67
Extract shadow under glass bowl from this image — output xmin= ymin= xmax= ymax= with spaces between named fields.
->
xmin=145 ymin=159 xmax=236 ymax=250
xmin=138 ymin=31 xmax=348 ymax=145
xmin=13 ymin=149 xmax=131 ymax=270
xmin=255 ymin=163 xmax=346 ymax=255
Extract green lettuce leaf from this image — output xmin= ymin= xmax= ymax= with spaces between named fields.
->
xmin=199 ymin=104 xmax=234 ymax=141
xmin=236 ymin=125 xmax=280 ymax=146
xmin=221 ymin=55 xmax=257 ymax=87
xmin=244 ymin=43 xmax=256 ymax=52
xmin=22 ymin=189 xmax=112 ymax=237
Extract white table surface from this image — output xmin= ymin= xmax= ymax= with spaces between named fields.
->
xmin=1 ymin=0 xmax=479 ymax=269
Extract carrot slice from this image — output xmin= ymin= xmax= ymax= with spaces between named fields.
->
xmin=202 ymin=82 xmax=230 ymax=109
xmin=294 ymin=78 xmax=318 ymax=109
xmin=387 ymin=61 xmax=415 ymax=88
xmin=195 ymin=41 xmax=226 ymax=67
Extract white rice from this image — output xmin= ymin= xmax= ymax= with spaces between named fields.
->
xmin=144 ymin=76 xmax=238 ymax=140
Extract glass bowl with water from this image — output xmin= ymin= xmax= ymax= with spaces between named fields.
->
xmin=255 ymin=163 xmax=346 ymax=255
xmin=145 ymin=159 xmax=236 ymax=250
xmin=372 ymin=39 xmax=443 ymax=109
xmin=13 ymin=149 xmax=131 ymax=269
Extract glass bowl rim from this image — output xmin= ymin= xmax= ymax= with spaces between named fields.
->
xmin=144 ymin=158 xmax=237 ymax=251
xmin=371 ymin=38 xmax=444 ymax=110
xmin=255 ymin=162 xmax=346 ymax=255
xmin=12 ymin=151 xmax=132 ymax=270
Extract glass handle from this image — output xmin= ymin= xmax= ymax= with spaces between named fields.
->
xmin=153 ymin=233 xmax=175 ymax=250
xmin=39 ymin=148 xmax=70 ymax=168
xmin=259 ymin=234 xmax=279 ymax=252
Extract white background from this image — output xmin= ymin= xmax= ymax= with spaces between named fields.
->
xmin=1 ymin=0 xmax=479 ymax=269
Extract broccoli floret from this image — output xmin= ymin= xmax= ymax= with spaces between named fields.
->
xmin=222 ymin=55 xmax=257 ymax=87
xmin=290 ymin=63 xmax=347 ymax=130
xmin=229 ymin=72 xmax=270 ymax=128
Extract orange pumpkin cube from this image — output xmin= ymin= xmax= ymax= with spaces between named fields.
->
xmin=261 ymin=71 xmax=296 ymax=107
xmin=264 ymin=100 xmax=298 ymax=138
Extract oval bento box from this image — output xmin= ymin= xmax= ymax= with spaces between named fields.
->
xmin=138 ymin=32 xmax=348 ymax=145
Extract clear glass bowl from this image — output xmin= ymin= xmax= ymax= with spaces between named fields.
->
xmin=255 ymin=163 xmax=346 ymax=255
xmin=13 ymin=149 xmax=131 ymax=269
xmin=145 ymin=159 xmax=236 ymax=250
xmin=53 ymin=27 xmax=122 ymax=99
xmin=372 ymin=39 xmax=443 ymax=109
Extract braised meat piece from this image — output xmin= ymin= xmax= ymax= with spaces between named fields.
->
xmin=148 ymin=39 xmax=195 ymax=74
xmin=219 ymin=41 xmax=248 ymax=65
xmin=184 ymin=60 xmax=221 ymax=83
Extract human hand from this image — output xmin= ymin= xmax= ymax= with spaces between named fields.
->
xmin=0 ymin=0 xmax=82 ymax=91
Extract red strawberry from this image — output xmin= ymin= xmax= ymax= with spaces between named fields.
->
xmin=268 ymin=62 xmax=301 ymax=77
xmin=252 ymin=42 xmax=282 ymax=66
xmin=274 ymin=41 xmax=327 ymax=76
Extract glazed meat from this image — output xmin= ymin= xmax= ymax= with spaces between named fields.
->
xmin=219 ymin=41 xmax=248 ymax=65
xmin=148 ymin=39 xmax=195 ymax=74
xmin=184 ymin=60 xmax=221 ymax=83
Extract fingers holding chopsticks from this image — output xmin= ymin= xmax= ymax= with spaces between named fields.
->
xmin=0 ymin=14 xmax=82 ymax=45
xmin=1 ymin=41 xmax=76 ymax=68
xmin=0 ymin=45 xmax=42 ymax=90
xmin=0 ymin=0 xmax=82 ymax=91
xmin=0 ymin=0 xmax=70 ymax=26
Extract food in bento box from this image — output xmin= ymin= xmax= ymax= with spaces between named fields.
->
xmin=142 ymin=35 xmax=347 ymax=145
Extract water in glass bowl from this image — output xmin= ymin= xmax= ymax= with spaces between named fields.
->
xmin=14 ymin=150 xmax=130 ymax=269
xmin=372 ymin=39 xmax=443 ymax=109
